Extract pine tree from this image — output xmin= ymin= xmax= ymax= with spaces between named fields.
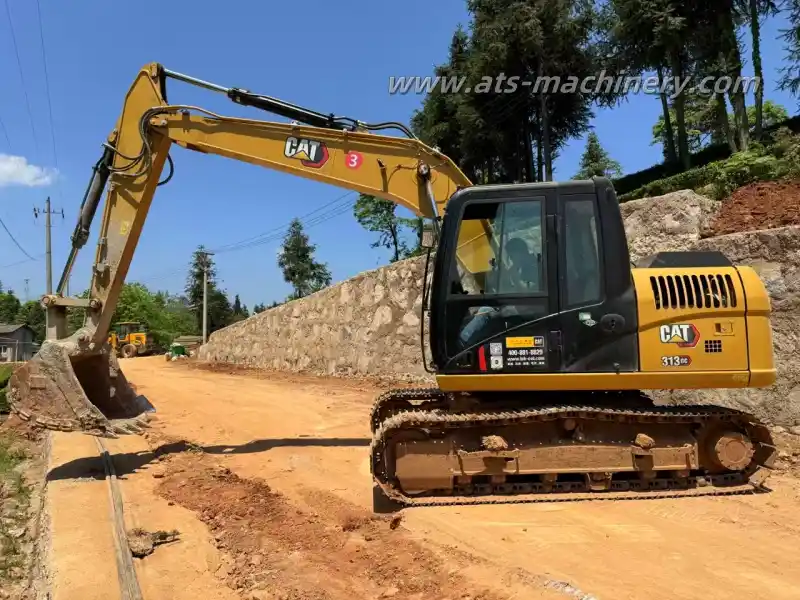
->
xmin=185 ymin=246 xmax=233 ymax=334
xmin=277 ymin=219 xmax=332 ymax=299
xmin=231 ymin=294 xmax=250 ymax=322
xmin=574 ymin=132 xmax=623 ymax=179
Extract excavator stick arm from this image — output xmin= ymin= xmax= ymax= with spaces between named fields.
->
xmin=7 ymin=62 xmax=473 ymax=436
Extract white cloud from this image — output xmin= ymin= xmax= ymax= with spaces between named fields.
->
xmin=0 ymin=154 xmax=57 ymax=187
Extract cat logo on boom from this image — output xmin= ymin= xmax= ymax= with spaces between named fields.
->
xmin=659 ymin=323 xmax=700 ymax=348
xmin=284 ymin=136 xmax=329 ymax=168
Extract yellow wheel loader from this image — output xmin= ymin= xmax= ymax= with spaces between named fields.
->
xmin=109 ymin=321 xmax=154 ymax=358
xmin=6 ymin=63 xmax=778 ymax=504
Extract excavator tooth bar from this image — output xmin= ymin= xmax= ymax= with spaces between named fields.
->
xmin=7 ymin=338 xmax=150 ymax=437
xmin=369 ymin=390 xmax=777 ymax=508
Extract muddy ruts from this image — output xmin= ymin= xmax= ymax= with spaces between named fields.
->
xmin=369 ymin=387 xmax=447 ymax=433
xmin=369 ymin=399 xmax=777 ymax=507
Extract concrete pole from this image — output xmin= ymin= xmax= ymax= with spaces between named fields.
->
xmin=202 ymin=257 xmax=209 ymax=344
xmin=45 ymin=196 xmax=52 ymax=295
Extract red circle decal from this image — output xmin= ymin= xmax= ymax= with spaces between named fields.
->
xmin=345 ymin=151 xmax=363 ymax=169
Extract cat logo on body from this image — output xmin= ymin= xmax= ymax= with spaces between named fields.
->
xmin=659 ymin=323 xmax=700 ymax=348
xmin=284 ymin=136 xmax=329 ymax=168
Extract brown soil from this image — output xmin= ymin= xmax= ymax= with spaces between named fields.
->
xmin=157 ymin=452 xmax=499 ymax=600
xmin=186 ymin=356 xmax=431 ymax=391
xmin=43 ymin=357 xmax=800 ymax=600
xmin=705 ymin=179 xmax=800 ymax=237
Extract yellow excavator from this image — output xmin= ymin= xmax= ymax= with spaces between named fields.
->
xmin=7 ymin=63 xmax=778 ymax=506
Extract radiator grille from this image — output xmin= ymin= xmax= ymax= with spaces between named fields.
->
xmin=705 ymin=340 xmax=723 ymax=353
xmin=650 ymin=274 xmax=738 ymax=310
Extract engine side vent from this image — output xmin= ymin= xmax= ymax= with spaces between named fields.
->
xmin=649 ymin=274 xmax=738 ymax=310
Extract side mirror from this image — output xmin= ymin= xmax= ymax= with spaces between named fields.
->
xmin=421 ymin=221 xmax=437 ymax=249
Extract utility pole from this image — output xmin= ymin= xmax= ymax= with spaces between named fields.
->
xmin=23 ymin=279 xmax=29 ymax=302
xmin=200 ymin=251 xmax=214 ymax=344
xmin=33 ymin=197 xmax=64 ymax=295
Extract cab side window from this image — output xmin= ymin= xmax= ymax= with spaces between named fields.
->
xmin=564 ymin=199 xmax=602 ymax=306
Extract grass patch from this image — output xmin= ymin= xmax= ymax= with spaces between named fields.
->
xmin=0 ymin=433 xmax=31 ymax=583
xmin=0 ymin=364 xmax=13 ymax=414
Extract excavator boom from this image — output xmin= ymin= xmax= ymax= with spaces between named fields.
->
xmin=7 ymin=62 xmax=473 ymax=435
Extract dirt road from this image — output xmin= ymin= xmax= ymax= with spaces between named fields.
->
xmin=47 ymin=357 xmax=800 ymax=600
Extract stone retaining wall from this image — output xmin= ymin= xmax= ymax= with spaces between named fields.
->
xmin=200 ymin=190 xmax=800 ymax=425
xmin=200 ymin=255 xmax=433 ymax=382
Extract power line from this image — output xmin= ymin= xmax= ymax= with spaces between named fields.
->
xmin=5 ymin=0 xmax=39 ymax=156
xmin=210 ymin=189 xmax=356 ymax=253
xmin=0 ymin=254 xmax=43 ymax=270
xmin=3 ymin=0 xmax=39 ymax=159
xmin=213 ymin=196 xmax=355 ymax=254
xmin=138 ymin=192 xmax=357 ymax=283
xmin=33 ymin=0 xmax=60 ymax=178
xmin=0 ymin=214 xmax=36 ymax=260
xmin=0 ymin=115 xmax=10 ymax=150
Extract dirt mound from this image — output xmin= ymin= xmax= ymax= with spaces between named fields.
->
xmin=705 ymin=179 xmax=800 ymax=237
xmin=157 ymin=454 xmax=499 ymax=600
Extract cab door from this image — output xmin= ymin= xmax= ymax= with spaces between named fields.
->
xmin=433 ymin=184 xmax=564 ymax=374
xmin=554 ymin=186 xmax=639 ymax=372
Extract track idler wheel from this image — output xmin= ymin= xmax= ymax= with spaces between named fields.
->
xmin=707 ymin=431 xmax=755 ymax=471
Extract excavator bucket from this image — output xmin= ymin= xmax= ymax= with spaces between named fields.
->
xmin=7 ymin=338 xmax=152 ymax=436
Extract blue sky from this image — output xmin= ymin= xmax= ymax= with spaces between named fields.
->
xmin=0 ymin=1 xmax=797 ymax=310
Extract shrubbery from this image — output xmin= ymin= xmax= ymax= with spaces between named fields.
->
xmin=618 ymin=127 xmax=800 ymax=202
xmin=0 ymin=364 xmax=13 ymax=414
xmin=612 ymin=115 xmax=800 ymax=195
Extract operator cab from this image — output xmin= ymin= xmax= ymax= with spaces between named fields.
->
xmin=429 ymin=177 xmax=639 ymax=376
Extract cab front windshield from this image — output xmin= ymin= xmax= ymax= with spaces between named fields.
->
xmin=448 ymin=199 xmax=546 ymax=352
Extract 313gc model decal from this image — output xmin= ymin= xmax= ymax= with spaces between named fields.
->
xmin=661 ymin=355 xmax=691 ymax=367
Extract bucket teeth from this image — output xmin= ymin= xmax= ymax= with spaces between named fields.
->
xmin=6 ymin=337 xmax=150 ymax=437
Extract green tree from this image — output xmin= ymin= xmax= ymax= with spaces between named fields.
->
xmin=0 ymin=290 xmax=21 ymax=324
xmin=412 ymin=0 xmax=600 ymax=185
xmin=277 ymin=219 xmax=332 ymax=299
xmin=15 ymin=300 xmax=46 ymax=344
xmin=353 ymin=194 xmax=425 ymax=262
xmin=780 ymin=0 xmax=800 ymax=104
xmin=185 ymin=247 xmax=233 ymax=334
xmin=574 ymin=132 xmax=623 ymax=178
xmin=737 ymin=0 xmax=778 ymax=139
xmin=253 ymin=303 xmax=267 ymax=314
xmin=231 ymin=294 xmax=250 ymax=323
xmin=652 ymin=97 xmax=788 ymax=153
xmin=64 ymin=284 xmax=198 ymax=349
xmin=353 ymin=194 xmax=406 ymax=262
xmin=605 ymin=0 xmax=694 ymax=168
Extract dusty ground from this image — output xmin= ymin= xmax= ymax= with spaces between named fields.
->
xmin=705 ymin=178 xmax=800 ymax=237
xmin=43 ymin=356 xmax=800 ymax=600
xmin=0 ymin=419 xmax=46 ymax=600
